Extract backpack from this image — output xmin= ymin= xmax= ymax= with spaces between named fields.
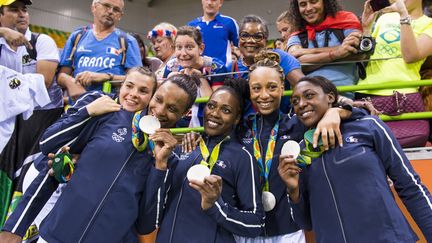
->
xmin=297 ymin=29 xmax=366 ymax=79
xmin=66 ymin=25 xmax=129 ymax=67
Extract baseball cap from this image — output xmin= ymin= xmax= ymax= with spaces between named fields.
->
xmin=0 ymin=0 xmax=32 ymax=6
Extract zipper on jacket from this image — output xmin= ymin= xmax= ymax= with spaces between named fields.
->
xmin=321 ymin=157 xmax=348 ymax=243
xmin=78 ymin=150 xmax=136 ymax=243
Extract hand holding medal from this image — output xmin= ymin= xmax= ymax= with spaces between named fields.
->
xmin=188 ymin=174 xmax=223 ymax=210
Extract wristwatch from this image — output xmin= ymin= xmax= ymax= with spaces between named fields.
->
xmin=400 ymin=16 xmax=412 ymax=25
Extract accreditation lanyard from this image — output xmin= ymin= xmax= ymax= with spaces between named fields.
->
xmin=131 ymin=111 xmax=148 ymax=152
xmin=252 ymin=116 xmax=279 ymax=192
xmin=199 ymin=137 xmax=229 ymax=173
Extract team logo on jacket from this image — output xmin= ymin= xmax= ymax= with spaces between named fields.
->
xmin=345 ymin=136 xmax=358 ymax=143
xmin=216 ymin=160 xmax=226 ymax=169
xmin=9 ymin=78 xmax=21 ymax=89
xmin=241 ymin=130 xmax=253 ymax=144
xmin=112 ymin=128 xmax=127 ymax=142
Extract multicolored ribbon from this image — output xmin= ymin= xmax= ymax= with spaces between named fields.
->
xmin=297 ymin=129 xmax=325 ymax=167
xmin=252 ymin=116 xmax=279 ymax=192
xmin=131 ymin=111 xmax=148 ymax=152
xmin=199 ymin=136 xmax=229 ymax=173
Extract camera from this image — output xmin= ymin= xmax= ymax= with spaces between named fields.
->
xmin=358 ymin=36 xmax=375 ymax=54
xmin=370 ymin=0 xmax=390 ymax=12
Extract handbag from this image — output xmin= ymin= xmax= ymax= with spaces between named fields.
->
xmin=367 ymin=92 xmax=429 ymax=148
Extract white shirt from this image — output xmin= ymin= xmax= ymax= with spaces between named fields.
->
xmin=0 ymin=66 xmax=50 ymax=153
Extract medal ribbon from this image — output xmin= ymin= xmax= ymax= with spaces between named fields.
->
xmin=199 ymin=136 xmax=229 ymax=173
xmin=297 ymin=130 xmax=325 ymax=167
xmin=252 ymin=116 xmax=279 ymax=192
xmin=131 ymin=111 xmax=148 ymax=152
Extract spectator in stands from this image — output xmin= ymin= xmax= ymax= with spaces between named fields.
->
xmin=164 ymin=25 xmax=227 ymax=127
xmin=147 ymin=22 xmax=177 ymax=80
xmin=0 ymin=0 xmax=63 ymax=232
xmin=57 ymin=0 xmax=142 ymax=99
xmin=358 ymin=0 xmax=432 ymax=97
xmin=276 ymin=10 xmax=293 ymax=50
xmin=287 ymin=0 xmax=363 ymax=98
xmin=129 ymin=32 xmax=162 ymax=73
xmin=188 ymin=0 xmax=239 ymax=67
xmin=281 ymin=76 xmax=432 ymax=242
xmin=274 ymin=38 xmax=285 ymax=50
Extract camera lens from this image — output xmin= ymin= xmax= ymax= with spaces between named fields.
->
xmin=360 ymin=38 xmax=373 ymax=52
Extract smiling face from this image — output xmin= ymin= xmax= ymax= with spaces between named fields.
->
xmin=0 ymin=1 xmax=29 ymax=33
xmin=119 ymin=71 xmax=156 ymax=112
xmin=298 ymin=0 xmax=325 ymax=25
xmin=91 ymin=0 xmax=124 ymax=28
xmin=249 ymin=67 xmax=284 ymax=115
xmin=152 ymin=36 xmax=174 ymax=62
xmin=239 ymin=23 xmax=267 ymax=64
xmin=148 ymin=81 xmax=190 ymax=128
xmin=276 ymin=21 xmax=292 ymax=41
xmin=291 ymin=81 xmax=335 ymax=128
xmin=174 ymin=34 xmax=204 ymax=69
xmin=204 ymin=89 xmax=240 ymax=137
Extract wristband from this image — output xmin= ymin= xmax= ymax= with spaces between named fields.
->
xmin=52 ymin=153 xmax=75 ymax=183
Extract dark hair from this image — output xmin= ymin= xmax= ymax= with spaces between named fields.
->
xmin=296 ymin=76 xmax=339 ymax=106
xmin=239 ymin=15 xmax=269 ymax=39
xmin=211 ymin=77 xmax=250 ymax=117
xmin=288 ymin=0 xmax=343 ymax=30
xmin=176 ymin=26 xmax=203 ymax=46
xmin=129 ymin=32 xmax=153 ymax=68
xmin=125 ymin=66 xmax=158 ymax=94
xmin=249 ymin=50 xmax=285 ymax=82
xmin=161 ymin=74 xmax=200 ymax=111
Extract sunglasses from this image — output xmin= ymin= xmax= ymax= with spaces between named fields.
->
xmin=239 ymin=32 xmax=266 ymax=42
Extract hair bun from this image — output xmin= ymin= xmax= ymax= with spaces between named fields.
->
xmin=254 ymin=50 xmax=281 ymax=64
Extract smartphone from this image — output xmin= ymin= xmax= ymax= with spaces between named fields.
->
xmin=370 ymin=0 xmax=390 ymax=12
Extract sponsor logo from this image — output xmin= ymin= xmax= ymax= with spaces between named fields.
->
xmin=112 ymin=128 xmax=127 ymax=142
xmin=9 ymin=78 xmax=21 ymax=89
xmin=213 ymin=25 xmax=224 ymax=29
xmin=77 ymin=45 xmax=92 ymax=53
xmin=345 ymin=136 xmax=358 ymax=143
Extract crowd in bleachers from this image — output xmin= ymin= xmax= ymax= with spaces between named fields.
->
xmin=1 ymin=0 xmax=432 ymax=242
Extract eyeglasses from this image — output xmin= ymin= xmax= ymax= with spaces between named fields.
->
xmin=239 ymin=32 xmax=266 ymax=42
xmin=96 ymin=1 xmax=123 ymax=14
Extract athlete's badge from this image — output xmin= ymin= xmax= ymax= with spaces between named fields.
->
xmin=9 ymin=78 xmax=21 ymax=89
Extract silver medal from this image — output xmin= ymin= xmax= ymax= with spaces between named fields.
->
xmin=262 ymin=191 xmax=276 ymax=212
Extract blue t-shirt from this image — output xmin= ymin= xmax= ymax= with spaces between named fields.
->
xmin=188 ymin=13 xmax=239 ymax=67
xmin=288 ymin=29 xmax=358 ymax=96
xmin=229 ymin=49 xmax=301 ymax=114
xmin=59 ymin=27 xmax=142 ymax=92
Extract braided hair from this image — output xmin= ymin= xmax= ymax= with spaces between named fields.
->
xmin=249 ymin=50 xmax=285 ymax=82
